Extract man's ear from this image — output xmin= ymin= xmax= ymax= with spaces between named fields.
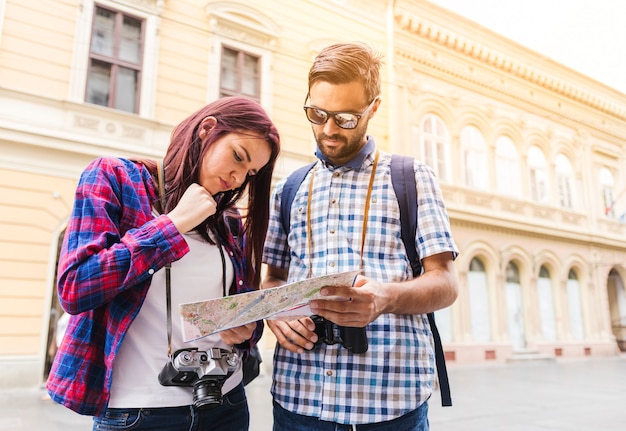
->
xmin=198 ymin=116 xmax=218 ymax=139
xmin=370 ymin=97 xmax=381 ymax=115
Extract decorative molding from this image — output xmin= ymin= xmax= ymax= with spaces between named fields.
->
xmin=0 ymin=87 xmax=170 ymax=160
xmin=394 ymin=11 xmax=626 ymax=132
xmin=205 ymin=1 xmax=281 ymax=50
xmin=110 ymin=0 xmax=165 ymax=14
xmin=72 ymin=115 xmax=146 ymax=142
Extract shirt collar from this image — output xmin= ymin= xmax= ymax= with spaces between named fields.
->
xmin=315 ymin=135 xmax=376 ymax=170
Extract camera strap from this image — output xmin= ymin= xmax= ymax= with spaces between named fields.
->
xmin=156 ymin=159 xmax=228 ymax=358
xmin=305 ymin=150 xmax=379 ymax=277
xmin=156 ymin=160 xmax=174 ymax=357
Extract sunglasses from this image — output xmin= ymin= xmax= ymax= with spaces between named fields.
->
xmin=303 ymin=97 xmax=377 ymax=130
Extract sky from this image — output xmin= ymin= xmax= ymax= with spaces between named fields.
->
xmin=428 ymin=0 xmax=626 ymax=95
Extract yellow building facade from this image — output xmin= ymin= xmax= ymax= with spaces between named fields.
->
xmin=0 ymin=0 xmax=624 ymax=387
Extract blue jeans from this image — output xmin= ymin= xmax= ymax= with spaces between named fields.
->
xmin=272 ymin=400 xmax=429 ymax=431
xmin=93 ymin=383 xmax=249 ymax=431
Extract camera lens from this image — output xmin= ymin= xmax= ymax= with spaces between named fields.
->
xmin=192 ymin=378 xmax=223 ymax=409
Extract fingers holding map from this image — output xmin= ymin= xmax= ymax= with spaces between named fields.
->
xmin=179 ymin=270 xmax=359 ymax=342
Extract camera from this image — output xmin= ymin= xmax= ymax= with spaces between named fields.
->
xmin=311 ymin=315 xmax=368 ymax=354
xmin=158 ymin=347 xmax=239 ymax=409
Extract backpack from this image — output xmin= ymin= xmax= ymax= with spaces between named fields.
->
xmin=279 ymin=154 xmax=452 ymax=407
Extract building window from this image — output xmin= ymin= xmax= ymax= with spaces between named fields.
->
xmin=537 ymin=265 xmax=557 ymax=341
xmin=461 ymin=126 xmax=488 ymax=190
xmin=528 ymin=145 xmax=549 ymax=203
xmin=86 ymin=5 xmax=144 ymax=113
xmin=608 ymin=269 xmax=626 ymax=348
xmin=468 ymin=257 xmax=491 ymax=342
xmin=505 ymin=261 xmax=526 ymax=350
xmin=567 ymin=269 xmax=585 ymax=340
xmin=600 ymin=167 xmax=617 ymax=218
xmin=495 ymin=136 xmax=521 ymax=198
xmin=220 ymin=46 xmax=260 ymax=101
xmin=555 ymin=154 xmax=574 ymax=209
xmin=420 ymin=114 xmax=449 ymax=182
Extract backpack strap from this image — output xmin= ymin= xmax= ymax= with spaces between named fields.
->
xmin=390 ymin=154 xmax=452 ymax=407
xmin=390 ymin=155 xmax=420 ymax=276
xmin=280 ymin=161 xmax=316 ymax=235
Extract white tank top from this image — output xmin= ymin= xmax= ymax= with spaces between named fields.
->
xmin=108 ymin=231 xmax=242 ymax=408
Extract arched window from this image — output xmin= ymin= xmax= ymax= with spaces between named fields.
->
xmin=537 ymin=265 xmax=557 ymax=341
xmin=506 ymin=261 xmax=520 ymax=283
xmin=420 ymin=114 xmax=449 ymax=182
xmin=555 ymin=154 xmax=575 ymax=209
xmin=43 ymin=227 xmax=67 ymax=381
xmin=567 ymin=269 xmax=585 ymax=340
xmin=495 ymin=136 xmax=521 ymax=198
xmin=461 ymin=126 xmax=488 ymax=191
xmin=505 ymin=261 xmax=526 ymax=349
xmin=528 ymin=146 xmax=549 ymax=203
xmin=468 ymin=257 xmax=491 ymax=342
xmin=608 ymin=269 xmax=626 ymax=351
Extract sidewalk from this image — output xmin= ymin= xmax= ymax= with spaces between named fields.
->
xmin=428 ymin=355 xmax=626 ymax=430
xmin=1 ymin=355 xmax=624 ymax=430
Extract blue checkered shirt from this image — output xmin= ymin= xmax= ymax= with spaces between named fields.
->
xmin=262 ymin=137 xmax=458 ymax=425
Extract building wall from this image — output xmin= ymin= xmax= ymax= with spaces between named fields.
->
xmin=0 ymin=0 xmax=625 ymax=386
xmin=0 ymin=168 xmax=74 ymax=354
xmin=0 ymin=0 xmax=77 ymax=99
xmin=393 ymin=0 xmax=626 ymax=363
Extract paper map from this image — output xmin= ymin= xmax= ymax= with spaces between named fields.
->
xmin=179 ymin=270 xmax=359 ymax=342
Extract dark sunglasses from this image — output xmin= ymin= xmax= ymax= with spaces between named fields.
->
xmin=303 ymin=97 xmax=377 ymax=130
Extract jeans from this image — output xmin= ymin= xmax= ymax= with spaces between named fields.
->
xmin=272 ymin=400 xmax=429 ymax=431
xmin=93 ymin=383 xmax=249 ymax=431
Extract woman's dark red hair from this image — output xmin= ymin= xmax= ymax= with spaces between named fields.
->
xmin=142 ymin=96 xmax=280 ymax=288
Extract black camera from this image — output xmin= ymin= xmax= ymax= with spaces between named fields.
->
xmin=158 ymin=347 xmax=239 ymax=409
xmin=311 ymin=315 xmax=368 ymax=354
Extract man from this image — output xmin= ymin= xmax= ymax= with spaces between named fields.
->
xmin=262 ymin=42 xmax=459 ymax=430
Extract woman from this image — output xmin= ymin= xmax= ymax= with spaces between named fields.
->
xmin=46 ymin=96 xmax=281 ymax=431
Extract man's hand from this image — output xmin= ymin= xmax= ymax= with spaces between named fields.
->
xmin=311 ymin=251 xmax=458 ymax=320
xmin=309 ymin=276 xmax=383 ymax=327
xmin=266 ymin=318 xmax=318 ymax=354
xmin=263 ymin=265 xmax=321 ymax=354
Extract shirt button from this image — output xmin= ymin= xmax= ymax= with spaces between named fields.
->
xmin=330 ymin=229 xmax=335 ymax=234
xmin=333 ymin=172 xmax=340 ymax=177
xmin=329 ymin=262 xmax=335 ymax=268
xmin=331 ymin=199 xmax=336 ymax=204
xmin=238 ymin=279 xmax=244 ymax=286
xmin=148 ymin=269 xmax=155 ymax=275
xmin=326 ymin=370 xmax=333 ymax=376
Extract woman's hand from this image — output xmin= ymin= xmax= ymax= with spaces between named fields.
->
xmin=167 ymin=183 xmax=217 ymax=234
xmin=219 ymin=322 xmax=257 ymax=346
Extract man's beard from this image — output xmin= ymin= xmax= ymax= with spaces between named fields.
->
xmin=314 ymin=126 xmax=367 ymax=166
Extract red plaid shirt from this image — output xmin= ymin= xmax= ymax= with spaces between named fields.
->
xmin=46 ymin=157 xmax=261 ymax=416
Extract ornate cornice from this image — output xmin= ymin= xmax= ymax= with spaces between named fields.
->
xmin=394 ymin=11 xmax=626 ymax=126
xmin=205 ymin=1 xmax=281 ymax=49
